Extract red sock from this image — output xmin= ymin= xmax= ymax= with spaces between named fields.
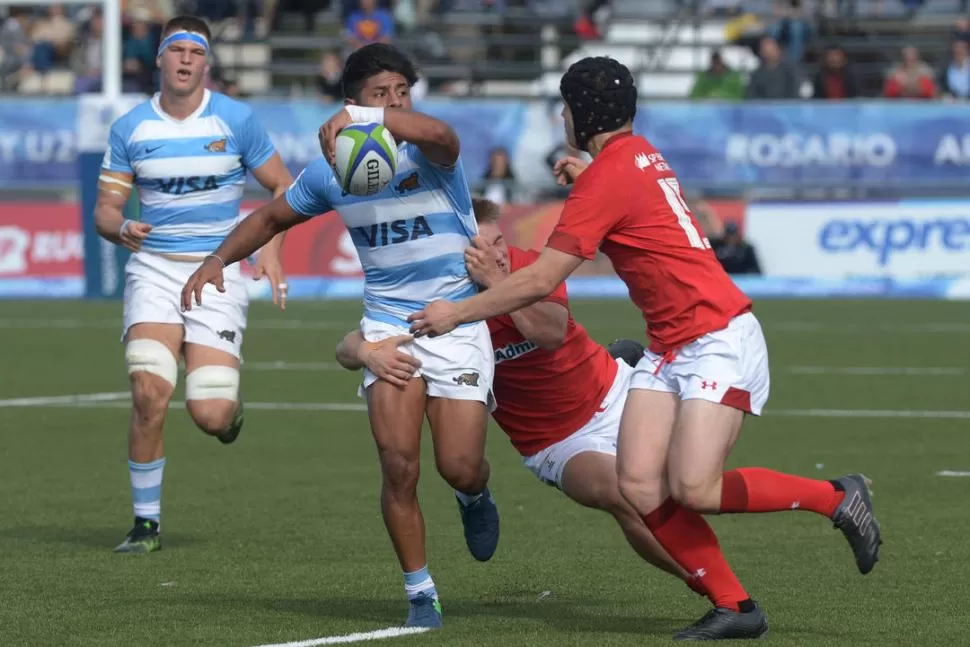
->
xmin=720 ymin=467 xmax=845 ymax=517
xmin=643 ymin=498 xmax=749 ymax=611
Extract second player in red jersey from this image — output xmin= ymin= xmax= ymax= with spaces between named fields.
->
xmin=409 ymin=58 xmax=882 ymax=641
xmin=489 ymin=245 xmax=616 ymax=456
xmin=337 ymin=198 xmax=703 ymax=597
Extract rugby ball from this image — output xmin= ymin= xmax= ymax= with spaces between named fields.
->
xmin=333 ymin=123 xmax=397 ymax=196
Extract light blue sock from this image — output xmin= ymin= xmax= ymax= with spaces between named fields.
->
xmin=129 ymin=458 xmax=164 ymax=523
xmin=403 ymin=565 xmax=437 ymax=601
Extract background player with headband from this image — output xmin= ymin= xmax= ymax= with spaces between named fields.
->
xmin=335 ymin=197 xmax=711 ymax=599
xmin=408 ymin=57 xmax=882 ymax=640
xmin=95 ymin=15 xmax=293 ymax=555
xmin=181 ymin=44 xmax=500 ymax=630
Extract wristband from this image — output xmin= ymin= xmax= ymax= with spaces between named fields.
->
xmin=204 ymin=254 xmax=226 ymax=267
xmin=344 ymin=105 xmax=385 ymax=125
xmin=119 ymin=219 xmax=133 ymax=238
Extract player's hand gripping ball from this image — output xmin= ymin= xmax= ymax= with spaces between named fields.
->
xmin=332 ymin=123 xmax=398 ymax=196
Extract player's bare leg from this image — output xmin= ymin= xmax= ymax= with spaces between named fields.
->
xmin=116 ymin=323 xmax=182 ymax=555
xmin=367 ymin=378 xmax=442 ymax=629
xmin=617 ymin=389 xmax=767 ymax=640
xmin=426 ymin=397 xmax=499 ymax=562
xmin=670 ymin=398 xmax=882 ymax=574
xmin=560 ymin=451 xmax=696 ymax=587
xmin=183 ymin=343 xmax=243 ymax=444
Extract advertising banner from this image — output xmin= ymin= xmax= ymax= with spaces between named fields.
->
xmin=746 ymin=200 xmax=970 ymax=279
xmin=0 ymin=202 xmax=84 ymax=297
xmin=3 ymin=99 xmax=970 ymax=192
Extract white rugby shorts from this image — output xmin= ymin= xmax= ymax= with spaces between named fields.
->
xmin=523 ymin=358 xmax=632 ymax=489
xmin=122 ymin=251 xmax=248 ymax=358
xmin=359 ymin=317 xmax=495 ymax=409
xmin=629 ymin=312 xmax=770 ymax=415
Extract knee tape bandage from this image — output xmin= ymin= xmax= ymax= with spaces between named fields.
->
xmin=185 ymin=365 xmax=240 ymax=401
xmin=125 ymin=339 xmax=178 ymax=387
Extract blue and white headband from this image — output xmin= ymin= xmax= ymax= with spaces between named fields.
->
xmin=157 ymin=30 xmax=210 ymax=57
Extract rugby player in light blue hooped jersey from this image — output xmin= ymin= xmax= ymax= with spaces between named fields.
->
xmin=94 ymin=15 xmax=293 ymax=555
xmin=181 ymin=43 xmax=499 ymax=630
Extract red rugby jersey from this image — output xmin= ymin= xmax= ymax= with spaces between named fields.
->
xmin=488 ymin=247 xmax=618 ymax=457
xmin=546 ymin=133 xmax=751 ymax=354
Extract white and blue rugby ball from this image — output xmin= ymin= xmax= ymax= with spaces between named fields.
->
xmin=333 ymin=123 xmax=397 ymax=196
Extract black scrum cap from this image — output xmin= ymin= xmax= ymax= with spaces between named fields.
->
xmin=559 ymin=57 xmax=637 ymax=152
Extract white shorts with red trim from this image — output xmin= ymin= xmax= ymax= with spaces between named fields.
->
xmin=522 ymin=358 xmax=632 ymax=489
xmin=629 ymin=312 xmax=770 ymax=415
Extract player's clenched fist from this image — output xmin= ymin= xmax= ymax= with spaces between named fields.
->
xmin=407 ymin=300 xmax=459 ymax=338
xmin=553 ymin=155 xmax=588 ymax=186
xmin=464 ymin=235 xmax=508 ymax=288
xmin=119 ymin=220 xmax=153 ymax=253
xmin=181 ymin=255 xmax=226 ymax=311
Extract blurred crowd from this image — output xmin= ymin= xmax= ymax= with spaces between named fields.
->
xmin=0 ymin=1 xmax=266 ymax=94
xmin=690 ymin=2 xmax=970 ymax=100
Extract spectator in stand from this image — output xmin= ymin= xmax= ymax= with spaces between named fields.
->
xmin=813 ymin=45 xmax=858 ymax=99
xmin=317 ymin=51 xmax=344 ymax=102
xmin=690 ymin=50 xmax=745 ymax=100
xmin=711 ymin=223 xmax=762 ymax=275
xmin=345 ymin=0 xmax=395 ymax=50
xmin=31 ymin=4 xmax=76 ymax=75
xmin=746 ymin=36 xmax=802 ymax=99
xmin=122 ymin=10 xmax=158 ymax=94
xmin=884 ymin=46 xmax=936 ymax=99
xmin=954 ymin=17 xmax=970 ymax=43
xmin=939 ymin=39 xmax=970 ymax=101
xmin=482 ymin=147 xmax=516 ymax=207
xmin=73 ymin=9 xmax=104 ymax=94
xmin=768 ymin=0 xmax=812 ymax=64
xmin=575 ymin=0 xmax=609 ymax=40
xmin=0 ymin=8 xmax=33 ymax=91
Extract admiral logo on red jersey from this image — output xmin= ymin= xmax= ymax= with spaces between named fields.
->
xmin=494 ymin=339 xmax=539 ymax=364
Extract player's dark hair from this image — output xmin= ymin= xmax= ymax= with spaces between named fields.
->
xmin=342 ymin=43 xmax=418 ymax=100
xmin=472 ymin=197 xmax=501 ymax=225
xmin=560 ymin=57 xmax=637 ymax=152
xmin=161 ymin=15 xmax=212 ymax=41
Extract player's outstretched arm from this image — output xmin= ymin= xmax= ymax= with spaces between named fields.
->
xmin=335 ymin=330 xmax=367 ymax=370
xmin=409 ymin=247 xmax=584 ymax=338
xmin=249 ymin=153 xmax=296 ymax=308
xmin=216 ymin=194 xmax=307 ymax=267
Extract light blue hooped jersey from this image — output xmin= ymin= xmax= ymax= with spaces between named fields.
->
xmin=285 ymin=144 xmax=479 ymax=327
xmin=101 ymin=89 xmax=276 ymax=255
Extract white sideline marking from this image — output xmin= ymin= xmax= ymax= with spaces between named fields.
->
xmin=937 ymin=470 xmax=970 ymax=477
xmin=2 ymin=317 xmax=970 ymax=334
xmin=0 ymin=318 xmax=349 ymax=331
xmin=0 ymin=391 xmax=130 ymax=407
xmin=251 ymin=626 xmax=430 ymax=647
xmin=769 ymin=408 xmax=970 ymax=420
xmin=245 ymin=361 xmax=342 ymax=371
xmin=1 ymin=393 xmax=969 ymax=420
xmin=788 ymin=366 xmax=966 ymax=377
xmin=772 ymin=322 xmax=970 ymax=334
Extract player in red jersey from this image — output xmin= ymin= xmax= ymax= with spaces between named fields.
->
xmin=408 ymin=58 xmax=882 ymax=640
xmin=336 ymin=198 xmax=704 ymax=595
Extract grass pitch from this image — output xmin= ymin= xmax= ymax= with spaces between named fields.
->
xmin=0 ymin=299 xmax=968 ymax=646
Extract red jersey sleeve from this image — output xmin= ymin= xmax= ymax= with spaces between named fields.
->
xmin=546 ymin=164 xmax=625 ymax=260
xmin=508 ymin=247 xmax=568 ymax=307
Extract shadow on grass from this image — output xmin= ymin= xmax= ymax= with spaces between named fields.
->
xmin=0 ymin=524 xmax=201 ymax=549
